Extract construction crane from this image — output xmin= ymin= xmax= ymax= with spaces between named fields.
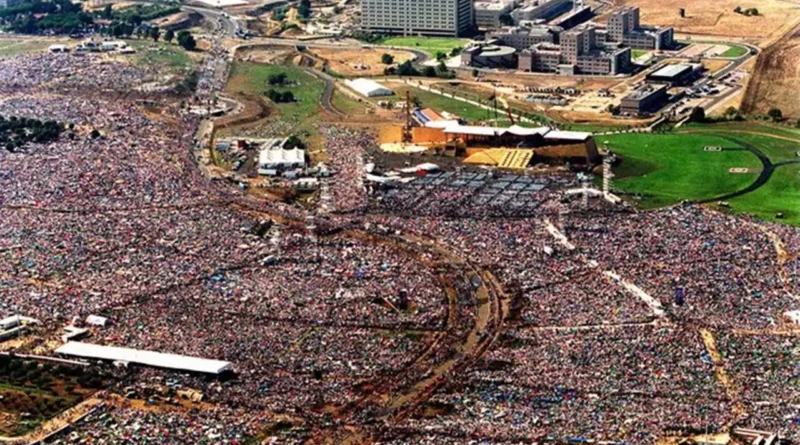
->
xmin=402 ymin=90 xmax=413 ymax=143
xmin=506 ymin=107 xmax=516 ymax=126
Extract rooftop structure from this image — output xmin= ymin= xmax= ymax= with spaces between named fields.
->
xmin=55 ymin=342 xmax=233 ymax=375
xmin=488 ymin=25 xmax=562 ymax=50
xmin=646 ymin=63 xmax=703 ymax=86
xmin=258 ymin=144 xmax=307 ymax=174
xmin=549 ymin=5 xmax=592 ymax=30
xmin=361 ymin=0 xmax=475 ymax=37
xmin=620 ymin=83 xmax=669 ymax=114
xmin=461 ymin=43 xmax=518 ymax=67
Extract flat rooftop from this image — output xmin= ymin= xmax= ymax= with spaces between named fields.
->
xmin=650 ymin=64 xmax=693 ymax=79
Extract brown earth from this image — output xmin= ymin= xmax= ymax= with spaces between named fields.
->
xmin=741 ymin=22 xmax=800 ymax=116
xmin=616 ymin=0 xmax=800 ymax=43
xmin=310 ymin=48 xmax=416 ymax=77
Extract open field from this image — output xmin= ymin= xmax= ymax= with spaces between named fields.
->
xmin=127 ymin=41 xmax=196 ymax=71
xmin=601 ymin=133 xmax=762 ymax=208
xmin=616 ymin=0 xmax=800 ymax=42
xmin=311 ymin=47 xmax=416 ymax=77
xmin=720 ymin=45 xmax=749 ymax=58
xmin=372 ymin=36 xmax=468 ymax=56
xmin=741 ymin=24 xmax=800 ymax=117
xmin=381 ymin=81 xmax=495 ymax=123
xmin=0 ymin=38 xmax=52 ymax=58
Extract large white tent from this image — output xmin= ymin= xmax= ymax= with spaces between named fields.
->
xmin=55 ymin=342 xmax=233 ymax=375
xmin=345 ymin=78 xmax=394 ymax=98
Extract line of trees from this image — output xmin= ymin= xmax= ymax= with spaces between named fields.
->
xmin=733 ymin=6 xmax=759 ymax=16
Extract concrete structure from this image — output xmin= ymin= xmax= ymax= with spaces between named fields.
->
xmin=646 ymin=63 xmax=703 ymax=86
xmin=474 ymin=0 xmax=515 ymax=28
xmin=606 ymin=6 xmax=674 ymax=50
xmin=512 ymin=0 xmax=571 ymax=23
xmin=345 ymin=78 xmax=394 ymax=97
xmin=620 ymin=83 xmax=668 ymax=114
xmin=55 ymin=342 xmax=233 ymax=375
xmin=519 ymin=26 xmax=631 ymax=75
xmin=461 ymin=42 xmax=517 ymax=67
xmin=488 ymin=25 xmax=562 ymax=50
xmin=361 ymin=0 xmax=475 ymax=37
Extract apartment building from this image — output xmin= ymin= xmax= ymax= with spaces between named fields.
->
xmin=361 ymin=0 xmax=474 ymax=37
xmin=620 ymin=83 xmax=669 ymax=114
xmin=606 ymin=6 xmax=674 ymax=50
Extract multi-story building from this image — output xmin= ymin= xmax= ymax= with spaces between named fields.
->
xmin=511 ymin=0 xmax=571 ymax=23
xmin=474 ymin=0 xmax=515 ymax=28
xmin=488 ymin=25 xmax=562 ymax=50
xmin=361 ymin=0 xmax=474 ymax=37
xmin=606 ymin=6 xmax=674 ymax=50
xmin=518 ymin=26 xmax=631 ymax=75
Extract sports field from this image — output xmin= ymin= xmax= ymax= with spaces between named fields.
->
xmin=603 ymin=125 xmax=800 ymax=225
xmin=602 ymin=133 xmax=761 ymax=209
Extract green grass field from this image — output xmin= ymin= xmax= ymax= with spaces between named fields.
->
xmin=631 ymin=49 xmax=649 ymax=59
xmin=375 ymin=36 xmax=468 ymax=57
xmin=601 ymin=133 xmax=761 ymax=209
xmin=227 ymin=62 xmax=324 ymax=125
xmin=728 ymin=164 xmax=800 ymax=225
xmin=719 ymin=45 xmax=749 ymax=58
xmin=132 ymin=42 xmax=194 ymax=71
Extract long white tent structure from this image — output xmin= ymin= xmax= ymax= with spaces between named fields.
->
xmin=55 ymin=342 xmax=233 ymax=375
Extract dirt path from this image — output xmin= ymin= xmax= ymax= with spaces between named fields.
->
xmin=699 ymin=328 xmax=745 ymax=426
xmin=0 ymin=397 xmax=103 ymax=444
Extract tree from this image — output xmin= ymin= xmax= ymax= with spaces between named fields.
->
xmin=767 ymin=107 xmax=783 ymax=121
xmin=396 ymin=60 xmax=419 ymax=76
xmin=733 ymin=5 xmax=742 ymax=13
xmin=284 ymin=135 xmax=304 ymax=149
xmin=102 ymin=4 xmax=112 ymax=18
xmin=449 ymin=46 xmax=463 ymax=57
xmin=297 ymin=0 xmax=311 ymax=20
xmin=268 ymin=72 xmax=288 ymax=85
xmin=422 ymin=66 xmax=437 ymax=77
xmin=723 ymin=106 xmax=739 ymax=120
xmin=176 ymin=30 xmax=196 ymax=51
xmin=164 ymin=29 xmax=174 ymax=43
xmin=435 ymin=51 xmax=447 ymax=61
xmin=380 ymin=53 xmax=394 ymax=64
xmin=471 ymin=68 xmax=479 ymax=77
xmin=688 ymin=106 xmax=705 ymax=123
xmin=149 ymin=26 xmax=160 ymax=42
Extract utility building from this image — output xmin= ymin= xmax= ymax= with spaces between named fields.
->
xmin=606 ymin=6 xmax=674 ymax=50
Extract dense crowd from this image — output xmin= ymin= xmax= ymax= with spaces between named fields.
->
xmin=1 ymin=52 xmax=800 ymax=444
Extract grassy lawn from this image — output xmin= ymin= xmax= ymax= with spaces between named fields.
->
xmin=225 ymin=62 xmax=325 ymax=138
xmin=384 ymin=84 xmax=492 ymax=123
xmin=729 ymin=164 xmax=800 ymax=225
xmin=631 ymin=49 xmax=649 ymax=59
xmin=601 ymin=133 xmax=761 ymax=208
xmin=726 ymin=134 xmax=800 ymax=163
xmin=130 ymin=42 xmax=194 ymax=71
xmin=0 ymin=39 xmax=50 ymax=58
xmin=332 ymin=90 xmax=371 ymax=115
xmin=682 ymin=121 xmax=800 ymax=140
xmin=375 ymin=36 xmax=468 ymax=57
xmin=719 ymin=45 xmax=749 ymax=58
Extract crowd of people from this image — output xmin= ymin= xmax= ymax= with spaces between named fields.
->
xmin=1 ymin=51 xmax=800 ymax=444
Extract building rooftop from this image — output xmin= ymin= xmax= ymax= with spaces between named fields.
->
xmin=624 ymin=84 xmax=667 ymax=100
xmin=56 ymin=342 xmax=233 ymax=375
xmin=650 ymin=64 xmax=693 ymax=79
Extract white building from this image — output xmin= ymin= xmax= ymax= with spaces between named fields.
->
xmin=48 ymin=44 xmax=70 ymax=53
xmin=345 ymin=78 xmax=394 ymax=98
xmin=361 ymin=0 xmax=475 ymax=37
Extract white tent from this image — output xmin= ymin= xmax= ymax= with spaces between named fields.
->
xmin=258 ymin=147 xmax=306 ymax=172
xmin=56 ymin=342 xmax=233 ymax=375
xmin=345 ymin=78 xmax=394 ymax=97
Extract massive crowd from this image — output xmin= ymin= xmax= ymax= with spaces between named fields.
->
xmin=1 ymin=52 xmax=799 ymax=444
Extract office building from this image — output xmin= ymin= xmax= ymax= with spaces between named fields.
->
xmin=512 ymin=0 xmax=571 ymax=23
xmin=488 ymin=25 xmax=562 ymax=50
xmin=474 ymin=0 xmax=515 ymax=28
xmin=606 ymin=6 xmax=674 ymax=50
xmin=519 ymin=26 xmax=631 ymax=75
xmin=361 ymin=0 xmax=475 ymax=37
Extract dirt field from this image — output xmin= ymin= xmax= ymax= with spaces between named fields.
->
xmin=616 ymin=0 xmax=800 ymax=43
xmin=310 ymin=48 xmax=416 ymax=76
xmin=741 ymin=23 xmax=800 ymax=116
